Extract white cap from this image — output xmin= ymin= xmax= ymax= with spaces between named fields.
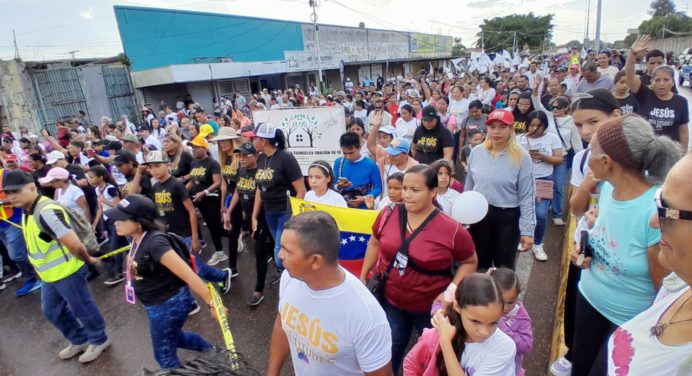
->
xmin=46 ymin=151 xmax=66 ymax=165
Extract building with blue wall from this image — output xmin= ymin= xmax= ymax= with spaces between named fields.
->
xmin=113 ymin=6 xmax=453 ymax=110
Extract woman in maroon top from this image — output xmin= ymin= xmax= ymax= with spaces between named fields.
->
xmin=360 ymin=164 xmax=478 ymax=374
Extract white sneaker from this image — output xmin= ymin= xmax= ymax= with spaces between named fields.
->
xmin=549 ymin=356 xmax=572 ymax=376
xmin=533 ymin=244 xmax=548 ymax=261
xmin=237 ymin=238 xmax=245 ymax=254
xmin=553 ymin=218 xmax=566 ymax=226
xmin=59 ymin=342 xmax=89 ymax=360
xmin=188 ymin=301 xmax=201 ymax=316
xmin=78 ymin=339 xmax=111 ymax=363
xmin=207 ymin=251 xmax=228 ymax=266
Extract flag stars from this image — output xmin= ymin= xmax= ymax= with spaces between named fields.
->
xmin=341 ymin=239 xmax=348 ymax=245
xmin=358 ymin=236 xmax=366 ymax=243
xmin=349 ymin=235 xmax=356 ymax=242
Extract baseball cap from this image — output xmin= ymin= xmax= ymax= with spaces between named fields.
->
xmin=189 ymin=136 xmax=209 ymax=149
xmin=5 ymin=154 xmax=17 ymax=163
xmin=104 ymin=194 xmax=157 ymax=222
xmin=113 ymin=150 xmax=138 ymax=165
xmin=119 ymin=134 xmax=140 ymax=144
xmin=39 ymin=167 xmax=70 ymax=185
xmin=233 ymin=142 xmax=257 ymax=155
xmin=378 ymin=126 xmax=397 ymax=137
xmin=137 ymin=124 xmax=152 ymax=132
xmin=142 ymin=150 xmax=168 ymax=164
xmin=385 ymin=138 xmax=411 ymax=156
xmin=46 ymin=150 xmax=66 ymax=165
xmin=210 ymin=127 xmax=238 ymax=142
xmin=2 ymin=170 xmax=35 ymax=191
xmin=420 ymin=105 xmax=439 ymax=122
xmin=199 ymin=124 xmax=214 ymax=138
xmin=244 ymin=122 xmax=278 ymax=139
xmin=485 ymin=109 xmax=514 ymax=126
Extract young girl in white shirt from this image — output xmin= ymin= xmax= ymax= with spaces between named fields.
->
xmin=432 ymin=159 xmax=461 ymax=215
xmin=367 ymin=172 xmax=404 ymax=210
xmin=304 ymin=160 xmax=347 ymax=208
xmin=404 ymin=273 xmax=517 ymax=376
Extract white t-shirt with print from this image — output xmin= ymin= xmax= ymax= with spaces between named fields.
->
xmin=55 ymin=184 xmax=86 ymax=218
xmin=304 ymin=189 xmax=347 ymax=208
xmin=395 ymin=117 xmax=419 ymax=143
xmin=460 ymin=328 xmax=517 ymax=376
xmin=517 ymin=132 xmax=562 ymax=178
xmin=570 ymin=149 xmax=604 ymax=244
xmin=437 ymin=188 xmax=461 ymax=215
xmin=449 ymin=98 xmax=470 ymax=118
xmin=278 ymin=269 xmax=392 ymax=376
xmin=607 ymin=286 xmax=692 ymax=376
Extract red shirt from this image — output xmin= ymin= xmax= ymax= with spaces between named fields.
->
xmin=372 ymin=206 xmax=475 ymax=312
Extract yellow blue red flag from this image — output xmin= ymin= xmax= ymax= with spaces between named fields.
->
xmin=290 ymin=197 xmax=380 ymax=276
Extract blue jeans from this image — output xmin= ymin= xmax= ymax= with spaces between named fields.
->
xmin=41 ymin=265 xmax=108 ymax=346
xmin=144 ymin=286 xmax=212 ymax=369
xmin=264 ymin=210 xmax=291 ymax=271
xmin=551 ymin=158 xmax=569 ymax=220
xmin=383 ymin=299 xmax=432 ymax=374
xmin=0 ymin=223 xmax=36 ymax=281
xmin=183 ymin=237 xmax=226 ymax=283
xmin=535 ymin=176 xmax=553 ymax=245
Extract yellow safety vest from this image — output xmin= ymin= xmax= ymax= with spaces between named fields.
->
xmin=22 ymin=197 xmax=84 ymax=283
xmin=0 ymin=170 xmax=15 ymax=220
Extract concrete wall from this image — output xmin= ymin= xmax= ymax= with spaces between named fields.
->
xmin=0 ymin=60 xmax=42 ymax=134
xmin=301 ymin=25 xmax=410 ymax=62
xmin=651 ymin=36 xmax=692 ymax=54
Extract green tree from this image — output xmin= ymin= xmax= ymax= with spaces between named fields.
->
xmin=565 ymin=40 xmax=583 ymax=50
xmin=639 ymin=13 xmax=692 ymax=38
xmin=648 ymin=0 xmax=676 ymax=17
xmin=475 ymin=13 xmax=554 ymax=53
xmin=452 ymin=37 xmax=466 ymax=57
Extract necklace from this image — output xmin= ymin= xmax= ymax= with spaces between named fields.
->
xmin=649 ymin=292 xmax=692 ymax=337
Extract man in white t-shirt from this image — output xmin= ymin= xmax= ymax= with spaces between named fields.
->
xmin=268 ymin=211 xmax=393 ymax=376
xmin=137 ymin=125 xmax=162 ymax=151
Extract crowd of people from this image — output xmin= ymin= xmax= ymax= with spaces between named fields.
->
xmin=0 ymin=33 xmax=690 ymax=375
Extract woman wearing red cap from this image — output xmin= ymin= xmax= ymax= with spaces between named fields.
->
xmin=465 ymin=109 xmax=535 ymax=270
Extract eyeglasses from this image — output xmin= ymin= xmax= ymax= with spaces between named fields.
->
xmin=655 ymin=187 xmax=692 ymax=229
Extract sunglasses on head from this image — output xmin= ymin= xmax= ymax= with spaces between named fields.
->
xmin=655 ymin=187 xmax=692 ymax=223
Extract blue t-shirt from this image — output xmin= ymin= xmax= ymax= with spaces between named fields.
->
xmin=333 ymin=156 xmax=382 ymax=209
xmin=579 ymin=183 xmax=660 ymax=326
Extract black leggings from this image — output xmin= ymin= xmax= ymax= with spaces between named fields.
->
xmin=469 ymin=205 xmax=520 ymax=269
xmin=570 ymin=292 xmax=617 ymax=376
xmin=226 ymin=203 xmax=247 ymax=270
xmin=253 ymin=213 xmax=273 ymax=293
xmin=196 ymin=194 xmax=223 ymax=251
xmin=563 ymin=263 xmax=582 ymax=362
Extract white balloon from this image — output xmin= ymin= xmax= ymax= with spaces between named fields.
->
xmin=451 ymin=191 xmax=489 ymax=225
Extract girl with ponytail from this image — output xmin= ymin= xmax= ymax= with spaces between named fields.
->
xmin=403 ymin=273 xmax=517 ymax=376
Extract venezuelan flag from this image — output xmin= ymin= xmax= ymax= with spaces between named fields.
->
xmin=290 ymin=197 xmax=380 ymax=276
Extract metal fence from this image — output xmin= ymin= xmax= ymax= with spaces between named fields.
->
xmin=102 ymin=66 xmax=138 ymax=122
xmin=30 ymin=68 xmax=88 ymax=135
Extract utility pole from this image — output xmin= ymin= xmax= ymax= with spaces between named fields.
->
xmin=584 ymin=0 xmax=591 ymax=49
xmin=309 ymin=0 xmax=323 ymax=94
xmin=481 ymin=31 xmax=484 ymax=52
xmin=513 ymin=31 xmax=517 ymax=53
xmin=594 ymin=0 xmax=602 ymax=51
xmin=12 ymin=29 xmax=20 ymax=60
xmin=67 ymin=50 xmax=79 ymax=60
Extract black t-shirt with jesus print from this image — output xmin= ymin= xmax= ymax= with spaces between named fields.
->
xmin=188 ymin=157 xmax=221 ymax=195
xmin=636 ymin=85 xmax=689 ymax=141
xmin=153 ymin=176 xmax=192 ymax=237
xmin=129 ymin=231 xmax=186 ymax=306
xmin=256 ymin=149 xmax=303 ymax=212
xmin=412 ymin=123 xmax=454 ymax=164
xmin=222 ymin=157 xmax=239 ymax=194
xmin=236 ymin=167 xmax=258 ymax=218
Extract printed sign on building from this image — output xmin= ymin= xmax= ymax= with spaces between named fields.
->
xmin=252 ymin=107 xmax=346 ymax=174
xmin=284 ymin=51 xmax=342 ymax=72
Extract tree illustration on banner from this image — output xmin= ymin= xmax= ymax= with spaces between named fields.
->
xmin=282 ymin=114 xmax=322 ymax=148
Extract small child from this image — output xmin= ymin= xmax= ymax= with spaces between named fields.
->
xmin=489 ymin=267 xmax=534 ymax=376
xmin=304 ymin=160 xmax=347 ymax=207
xmin=432 ymin=160 xmax=461 ymax=215
xmin=459 ymin=129 xmax=485 ymax=182
xmin=368 ymin=172 xmax=404 ymax=210
xmin=613 ymin=70 xmax=638 ymax=115
xmin=496 ymin=90 xmax=509 ymax=110
xmin=404 ymin=273 xmax=517 ymax=376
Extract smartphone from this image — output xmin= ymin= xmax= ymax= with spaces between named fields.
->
xmin=337 ymin=177 xmax=349 ymax=182
xmin=581 ymin=231 xmax=594 ymax=258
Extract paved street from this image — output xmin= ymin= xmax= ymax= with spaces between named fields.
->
xmin=4 ymin=82 xmax=692 ymax=375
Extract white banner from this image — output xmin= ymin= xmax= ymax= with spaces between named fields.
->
xmin=284 ymin=51 xmax=342 ymax=72
xmin=252 ymin=107 xmax=346 ymax=174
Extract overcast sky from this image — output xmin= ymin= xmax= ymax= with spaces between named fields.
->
xmin=0 ymin=0 xmax=685 ymax=61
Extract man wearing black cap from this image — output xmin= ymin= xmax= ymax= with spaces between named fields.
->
xmin=113 ymin=150 xmax=152 ymax=199
xmin=411 ymin=105 xmax=454 ymax=164
xmin=3 ymin=170 xmax=110 ymax=363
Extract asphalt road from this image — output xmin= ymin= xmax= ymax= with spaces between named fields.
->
xmin=4 ymin=79 xmax=692 ymax=376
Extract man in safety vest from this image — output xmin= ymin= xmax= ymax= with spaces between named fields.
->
xmin=3 ymin=170 xmax=110 ymax=363
xmin=0 ymin=168 xmax=41 ymax=296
